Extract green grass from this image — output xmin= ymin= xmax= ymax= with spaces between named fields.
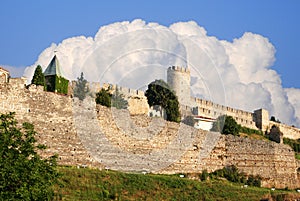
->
xmin=52 ymin=166 xmax=299 ymax=201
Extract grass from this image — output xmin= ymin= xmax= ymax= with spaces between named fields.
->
xmin=53 ymin=166 xmax=298 ymax=201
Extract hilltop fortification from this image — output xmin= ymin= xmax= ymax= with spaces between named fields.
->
xmin=0 ymin=75 xmax=300 ymax=189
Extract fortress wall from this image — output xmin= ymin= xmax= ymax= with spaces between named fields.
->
xmin=94 ymin=105 xmax=299 ymax=188
xmin=160 ymin=134 xmax=299 ymax=189
xmin=269 ymin=121 xmax=300 ymax=140
xmin=1 ymin=80 xmax=300 ymax=188
xmin=192 ymin=97 xmax=257 ymax=129
xmin=0 ymin=81 xmax=102 ymax=168
xmin=71 ymin=82 xmax=149 ymax=115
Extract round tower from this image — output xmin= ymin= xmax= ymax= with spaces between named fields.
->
xmin=167 ymin=66 xmax=191 ymax=106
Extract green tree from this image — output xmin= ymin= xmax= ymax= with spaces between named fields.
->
xmin=111 ymin=88 xmax=128 ymax=109
xmin=31 ymin=65 xmax=45 ymax=87
xmin=145 ymin=79 xmax=180 ymax=122
xmin=96 ymin=88 xmax=112 ymax=107
xmin=211 ymin=115 xmax=239 ymax=136
xmin=95 ymin=87 xmax=128 ymax=109
xmin=73 ymin=72 xmax=90 ymax=100
xmin=0 ymin=112 xmax=59 ymax=201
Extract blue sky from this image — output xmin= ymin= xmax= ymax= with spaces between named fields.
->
xmin=0 ymin=0 xmax=299 ymax=88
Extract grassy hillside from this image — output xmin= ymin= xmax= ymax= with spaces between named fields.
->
xmin=53 ymin=166 xmax=298 ymax=201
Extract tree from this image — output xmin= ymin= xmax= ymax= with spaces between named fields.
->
xmin=31 ymin=65 xmax=45 ymax=87
xmin=73 ymin=72 xmax=90 ymax=101
xmin=95 ymin=87 xmax=128 ymax=109
xmin=0 ymin=112 xmax=59 ymax=200
xmin=145 ymin=79 xmax=180 ymax=122
xmin=96 ymin=88 xmax=112 ymax=107
xmin=222 ymin=116 xmax=240 ymax=136
xmin=211 ymin=115 xmax=239 ymax=136
xmin=111 ymin=88 xmax=128 ymax=109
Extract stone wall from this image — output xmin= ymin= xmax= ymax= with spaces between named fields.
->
xmin=269 ymin=121 xmax=300 ymax=140
xmin=0 ymin=80 xmax=102 ymax=168
xmin=1 ymin=79 xmax=300 ymax=189
xmin=191 ymin=97 xmax=257 ymax=129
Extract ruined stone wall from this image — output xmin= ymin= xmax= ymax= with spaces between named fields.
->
xmin=0 ymin=80 xmax=102 ymax=168
xmin=1 ymin=79 xmax=299 ymax=189
xmin=93 ymin=104 xmax=299 ymax=189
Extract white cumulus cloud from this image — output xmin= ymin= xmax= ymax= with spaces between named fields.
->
xmin=23 ymin=19 xmax=300 ymax=127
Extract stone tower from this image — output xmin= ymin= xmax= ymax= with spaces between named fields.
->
xmin=167 ymin=66 xmax=191 ymax=106
xmin=254 ymin=108 xmax=269 ymax=131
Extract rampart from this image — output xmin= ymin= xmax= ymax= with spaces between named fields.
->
xmin=0 ymin=79 xmax=299 ymax=189
xmin=269 ymin=121 xmax=300 ymax=140
xmin=191 ymin=97 xmax=257 ymax=129
xmin=70 ymin=81 xmax=149 ymax=115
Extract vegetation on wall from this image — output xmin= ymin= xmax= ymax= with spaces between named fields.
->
xmin=55 ymin=76 xmax=69 ymax=95
xmin=145 ymin=79 xmax=180 ymax=123
xmin=211 ymin=115 xmax=239 ymax=136
xmin=283 ymin=138 xmax=300 ymax=159
xmin=31 ymin=65 xmax=45 ymax=87
xmin=95 ymin=87 xmax=128 ymax=109
xmin=0 ymin=112 xmax=59 ymax=200
xmin=73 ymin=72 xmax=90 ymax=100
xmin=211 ymin=115 xmax=263 ymax=136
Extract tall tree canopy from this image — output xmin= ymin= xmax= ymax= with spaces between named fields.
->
xmin=31 ymin=65 xmax=45 ymax=86
xmin=0 ymin=112 xmax=59 ymax=200
xmin=73 ymin=72 xmax=90 ymax=100
xmin=145 ymin=79 xmax=180 ymax=123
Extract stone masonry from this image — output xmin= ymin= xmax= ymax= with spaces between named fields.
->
xmin=0 ymin=78 xmax=300 ymax=189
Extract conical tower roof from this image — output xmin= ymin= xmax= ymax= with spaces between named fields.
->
xmin=44 ymin=55 xmax=64 ymax=77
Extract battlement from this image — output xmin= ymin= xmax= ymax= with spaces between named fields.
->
xmin=168 ymin=66 xmax=190 ymax=73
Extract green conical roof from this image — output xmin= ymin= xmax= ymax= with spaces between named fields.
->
xmin=44 ymin=55 xmax=64 ymax=77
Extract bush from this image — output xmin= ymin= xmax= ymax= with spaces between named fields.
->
xmin=0 ymin=112 xmax=59 ymax=200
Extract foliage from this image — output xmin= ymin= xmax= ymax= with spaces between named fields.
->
xmin=145 ymin=79 xmax=180 ymax=123
xmin=200 ymin=169 xmax=209 ymax=181
xmin=54 ymin=166 xmax=273 ymax=201
xmin=31 ymin=65 xmax=45 ymax=87
xmin=182 ymin=115 xmax=196 ymax=127
xmin=45 ymin=75 xmax=69 ymax=94
xmin=95 ymin=87 xmax=128 ymax=109
xmin=210 ymin=165 xmax=261 ymax=187
xmin=55 ymin=76 xmax=69 ymax=95
xmin=211 ymin=115 xmax=239 ymax=136
xmin=0 ymin=112 xmax=59 ymax=201
xmin=111 ymin=88 xmax=128 ymax=109
xmin=73 ymin=72 xmax=89 ymax=101
xmin=283 ymin=138 xmax=300 ymax=153
xmin=239 ymin=125 xmax=263 ymax=135
xmin=222 ymin=116 xmax=240 ymax=135
xmin=96 ymin=88 xmax=112 ymax=107
xmin=211 ymin=115 xmax=262 ymax=136
xmin=270 ymin=116 xmax=281 ymax=123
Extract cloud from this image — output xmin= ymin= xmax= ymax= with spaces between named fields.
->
xmin=23 ymin=19 xmax=300 ymax=127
